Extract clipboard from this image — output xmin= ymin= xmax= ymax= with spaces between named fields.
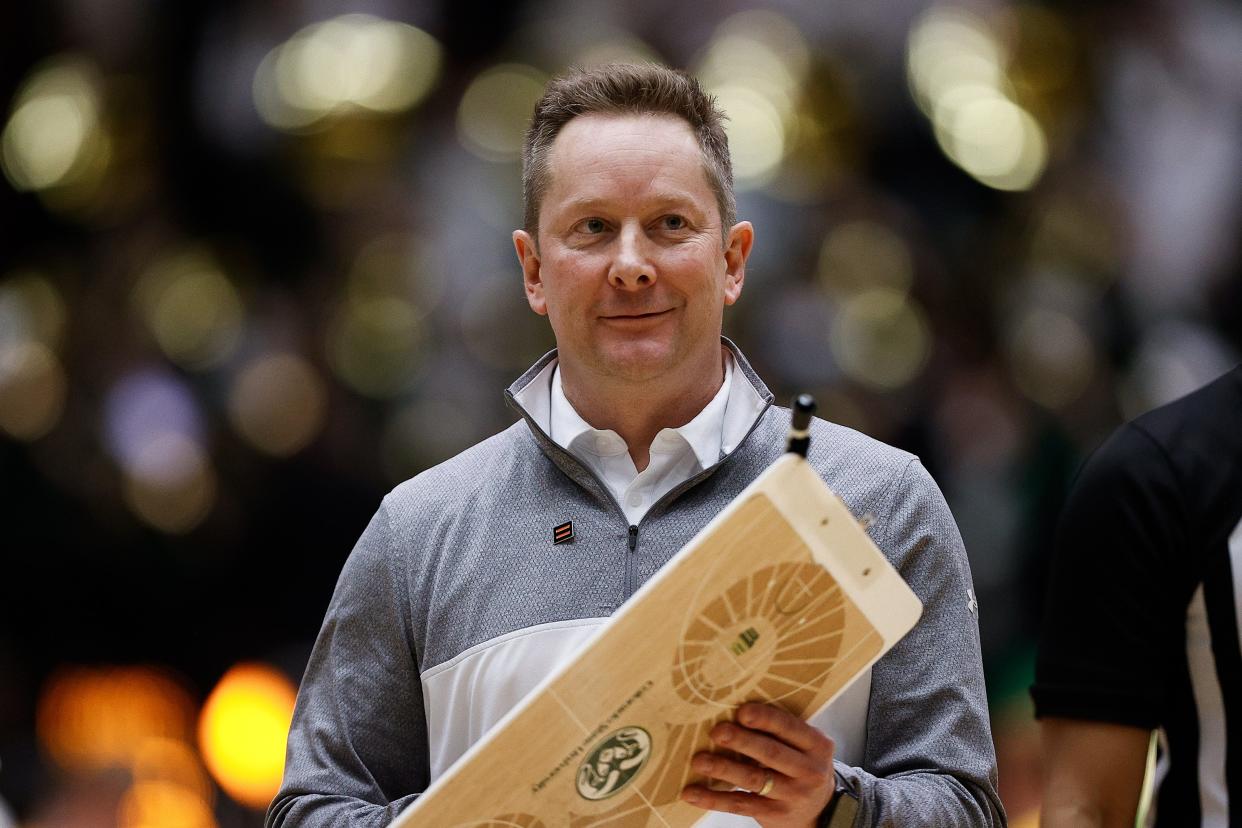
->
xmin=395 ymin=403 xmax=922 ymax=827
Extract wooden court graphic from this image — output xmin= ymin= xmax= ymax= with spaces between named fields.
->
xmin=396 ymin=456 xmax=921 ymax=827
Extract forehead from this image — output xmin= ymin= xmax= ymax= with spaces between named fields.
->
xmin=542 ymin=113 xmax=715 ymax=213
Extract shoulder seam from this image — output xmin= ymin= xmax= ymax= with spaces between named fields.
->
xmin=876 ymin=456 xmax=921 ymax=549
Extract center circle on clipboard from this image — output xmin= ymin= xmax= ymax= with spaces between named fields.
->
xmin=670 ymin=563 xmax=846 ymax=716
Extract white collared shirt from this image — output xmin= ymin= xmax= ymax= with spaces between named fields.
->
xmin=547 ymin=352 xmax=752 ymax=524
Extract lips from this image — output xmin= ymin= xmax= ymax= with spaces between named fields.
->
xmin=601 ymin=309 xmax=672 ymax=320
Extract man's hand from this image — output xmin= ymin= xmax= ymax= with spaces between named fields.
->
xmin=680 ymin=702 xmax=836 ymax=828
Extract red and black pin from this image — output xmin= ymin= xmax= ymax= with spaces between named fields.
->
xmin=552 ymin=521 xmax=574 ymax=545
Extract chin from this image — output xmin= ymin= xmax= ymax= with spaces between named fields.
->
xmin=593 ymin=341 xmax=678 ymax=382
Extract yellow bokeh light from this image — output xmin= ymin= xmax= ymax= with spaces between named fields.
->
xmin=709 ymin=84 xmax=786 ymax=187
xmin=37 ymin=666 xmax=196 ymax=773
xmin=907 ymin=7 xmax=1004 ymax=115
xmin=696 ymin=10 xmax=808 ymax=190
xmin=934 ymin=91 xmax=1047 ymax=191
xmin=456 ymin=64 xmax=548 ymax=162
xmin=818 ymin=221 xmax=914 ymax=298
xmin=198 ymin=664 xmax=297 ymax=810
xmin=698 ymin=11 xmax=809 ymax=104
xmin=254 ymin=15 xmax=442 ymax=132
xmin=228 ymin=352 xmax=327 ymax=457
xmin=830 ymin=288 xmax=932 ymax=391
xmin=134 ymin=250 xmax=244 ymax=370
xmin=907 ymin=6 xmax=1049 ymax=192
xmin=123 ymin=433 xmax=217 ymax=534
xmin=1 ymin=57 xmax=105 ymax=193
xmin=0 ymin=341 xmax=67 ymax=441
xmin=327 ymin=295 xmax=425 ymax=398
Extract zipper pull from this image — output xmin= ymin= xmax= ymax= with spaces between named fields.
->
xmin=627 ymin=525 xmax=638 ymax=551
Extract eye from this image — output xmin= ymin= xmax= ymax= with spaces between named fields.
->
xmin=661 ymin=215 xmax=687 ymax=231
xmin=576 ymin=218 xmax=607 ymax=234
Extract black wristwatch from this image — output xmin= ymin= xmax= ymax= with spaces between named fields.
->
xmin=817 ymin=772 xmax=860 ymax=828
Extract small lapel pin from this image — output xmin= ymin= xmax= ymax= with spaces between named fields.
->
xmin=553 ymin=520 xmax=574 ymax=545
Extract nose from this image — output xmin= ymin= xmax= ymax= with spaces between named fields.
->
xmin=607 ymin=223 xmax=655 ymax=291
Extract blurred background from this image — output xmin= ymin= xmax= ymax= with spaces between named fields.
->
xmin=1 ymin=0 xmax=1239 ymax=825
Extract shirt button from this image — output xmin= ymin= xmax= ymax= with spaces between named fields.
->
xmin=627 ymin=492 xmax=644 ymax=507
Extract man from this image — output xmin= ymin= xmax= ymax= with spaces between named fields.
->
xmin=1033 ymin=366 xmax=1242 ymax=827
xmin=268 ymin=64 xmax=1003 ymax=827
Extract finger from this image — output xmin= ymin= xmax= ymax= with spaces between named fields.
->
xmin=681 ymin=784 xmax=783 ymax=818
xmin=737 ymin=703 xmax=834 ymax=759
xmin=691 ymin=751 xmax=786 ymax=798
xmin=710 ymin=721 xmax=820 ymax=779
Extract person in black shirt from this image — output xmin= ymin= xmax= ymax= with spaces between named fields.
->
xmin=1033 ymin=366 xmax=1242 ymax=826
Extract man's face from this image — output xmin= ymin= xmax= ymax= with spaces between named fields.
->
xmin=513 ymin=113 xmax=752 ymax=384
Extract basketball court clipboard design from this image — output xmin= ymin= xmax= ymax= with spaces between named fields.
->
xmin=394 ymin=446 xmax=923 ymax=827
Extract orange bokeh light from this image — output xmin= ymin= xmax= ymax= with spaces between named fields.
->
xmin=37 ymin=666 xmax=196 ymax=772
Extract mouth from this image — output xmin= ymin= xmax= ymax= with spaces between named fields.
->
xmin=601 ymin=309 xmax=672 ymax=321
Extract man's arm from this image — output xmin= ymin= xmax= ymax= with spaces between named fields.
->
xmin=266 ymin=497 xmax=429 ymax=827
xmin=1038 ymin=719 xmax=1149 ymax=828
xmin=1032 ymin=422 xmax=1185 ymax=828
xmin=840 ymin=458 xmax=1006 ymax=826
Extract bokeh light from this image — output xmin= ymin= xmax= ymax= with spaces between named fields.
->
xmin=1006 ymin=307 xmax=1096 ymax=410
xmin=228 ymin=352 xmax=327 ymax=457
xmin=198 ymin=664 xmax=297 ymax=810
xmin=1 ymin=55 xmax=109 ymax=195
xmin=37 ymin=666 xmax=196 ymax=773
xmin=0 ymin=342 xmax=66 ymax=441
xmin=908 ymin=7 xmax=1004 ymax=116
xmin=830 ymin=288 xmax=932 ymax=391
xmin=104 ymin=370 xmax=217 ymax=533
xmin=935 ymin=91 xmax=1047 ymax=191
xmin=104 ymin=370 xmax=204 ymax=471
xmin=709 ymin=85 xmax=786 ymax=186
xmin=118 ymin=780 xmax=217 ymax=828
xmin=119 ymin=738 xmax=217 ymax=828
xmin=349 ymin=233 xmax=444 ymax=313
xmin=133 ymin=250 xmax=244 ymax=370
xmin=254 ymin=15 xmax=442 ymax=132
xmin=456 ymin=64 xmax=549 ymax=162
xmin=327 ymin=295 xmax=425 ymax=398
xmin=0 ymin=271 xmax=67 ymax=350
xmin=696 ymin=11 xmax=809 ymax=189
xmin=130 ymin=738 xmax=215 ymax=805
xmin=122 ymin=433 xmax=218 ymax=535
xmin=908 ymin=6 xmax=1048 ymax=192
xmin=818 ymin=221 xmax=915 ymax=298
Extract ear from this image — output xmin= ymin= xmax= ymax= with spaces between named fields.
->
xmin=722 ymin=221 xmax=753 ymax=306
xmin=513 ymin=229 xmax=546 ymax=315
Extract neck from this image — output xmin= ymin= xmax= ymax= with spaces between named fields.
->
xmin=559 ymin=345 xmax=726 ymax=472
